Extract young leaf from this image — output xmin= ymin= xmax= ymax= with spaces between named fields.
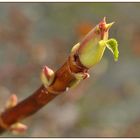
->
xmin=105 ymin=38 xmax=119 ymax=61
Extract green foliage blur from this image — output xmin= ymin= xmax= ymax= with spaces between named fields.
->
xmin=0 ymin=3 xmax=140 ymax=137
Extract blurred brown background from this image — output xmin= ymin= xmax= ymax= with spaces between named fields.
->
xmin=0 ymin=2 xmax=140 ymax=137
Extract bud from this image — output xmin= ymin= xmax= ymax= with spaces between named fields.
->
xmin=10 ymin=123 xmax=27 ymax=135
xmin=6 ymin=94 xmax=18 ymax=109
xmin=41 ymin=66 xmax=55 ymax=87
xmin=75 ymin=17 xmax=119 ymax=68
xmin=74 ymin=72 xmax=90 ymax=80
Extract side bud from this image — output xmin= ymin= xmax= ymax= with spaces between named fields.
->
xmin=10 ymin=123 xmax=28 ymax=135
xmin=5 ymin=94 xmax=18 ymax=109
xmin=41 ymin=66 xmax=55 ymax=88
xmin=74 ymin=72 xmax=90 ymax=80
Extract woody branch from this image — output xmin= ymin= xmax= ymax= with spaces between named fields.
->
xmin=0 ymin=17 xmax=119 ymax=134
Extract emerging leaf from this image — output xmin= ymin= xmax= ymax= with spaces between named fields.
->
xmin=105 ymin=38 xmax=119 ymax=61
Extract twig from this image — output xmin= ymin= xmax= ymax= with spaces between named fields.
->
xmin=0 ymin=18 xmax=119 ymax=134
xmin=0 ymin=54 xmax=86 ymax=134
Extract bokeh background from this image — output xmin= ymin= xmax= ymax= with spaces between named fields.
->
xmin=0 ymin=2 xmax=140 ymax=137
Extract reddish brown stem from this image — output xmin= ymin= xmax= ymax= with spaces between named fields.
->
xmin=0 ymin=54 xmax=87 ymax=134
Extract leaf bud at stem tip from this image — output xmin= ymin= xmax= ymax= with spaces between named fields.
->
xmin=71 ymin=17 xmax=119 ymax=68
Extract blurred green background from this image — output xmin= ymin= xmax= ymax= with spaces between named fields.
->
xmin=0 ymin=2 xmax=140 ymax=137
